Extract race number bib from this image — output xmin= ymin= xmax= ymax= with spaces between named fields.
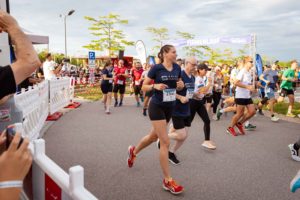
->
xmin=117 ymin=80 xmax=124 ymax=85
xmin=186 ymin=88 xmax=194 ymax=99
xmin=109 ymin=80 xmax=113 ymax=84
xmin=135 ymin=80 xmax=140 ymax=85
xmin=163 ymin=89 xmax=176 ymax=102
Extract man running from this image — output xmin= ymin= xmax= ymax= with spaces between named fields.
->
xmin=277 ymin=60 xmax=298 ymax=117
xmin=113 ymin=59 xmax=128 ymax=107
xmin=131 ymin=62 xmax=144 ymax=107
xmin=226 ymin=56 xmax=256 ymax=136
xmin=259 ymin=63 xmax=280 ymax=121
xmin=165 ymin=57 xmax=196 ymax=165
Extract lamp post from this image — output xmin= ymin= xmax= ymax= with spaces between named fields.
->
xmin=60 ymin=9 xmax=75 ymax=58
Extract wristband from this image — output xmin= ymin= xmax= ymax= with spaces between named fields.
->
xmin=0 ymin=181 xmax=23 ymax=189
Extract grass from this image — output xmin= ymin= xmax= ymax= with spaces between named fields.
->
xmin=273 ymin=102 xmax=300 ymax=116
xmin=75 ymin=85 xmax=103 ymax=101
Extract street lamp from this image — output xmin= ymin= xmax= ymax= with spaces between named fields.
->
xmin=60 ymin=9 xmax=75 ymax=58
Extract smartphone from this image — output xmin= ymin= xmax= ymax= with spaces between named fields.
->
xmin=6 ymin=124 xmax=24 ymax=149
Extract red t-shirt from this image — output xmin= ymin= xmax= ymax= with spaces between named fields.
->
xmin=132 ymin=68 xmax=144 ymax=86
xmin=114 ymin=66 xmax=127 ymax=85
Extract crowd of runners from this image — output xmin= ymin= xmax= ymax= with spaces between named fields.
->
xmin=97 ymin=45 xmax=300 ymax=195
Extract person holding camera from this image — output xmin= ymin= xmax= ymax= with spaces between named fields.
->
xmin=0 ymin=10 xmax=40 ymax=199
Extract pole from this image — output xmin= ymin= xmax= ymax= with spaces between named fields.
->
xmin=64 ymin=16 xmax=67 ymax=58
xmin=252 ymin=34 xmax=257 ymax=86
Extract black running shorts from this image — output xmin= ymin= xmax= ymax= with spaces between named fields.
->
xmin=148 ymin=101 xmax=173 ymax=122
xmin=280 ymin=88 xmax=294 ymax=97
xmin=235 ymin=98 xmax=253 ymax=106
xmin=113 ymin=84 xmax=126 ymax=94
xmin=172 ymin=116 xmax=191 ymax=130
xmin=101 ymin=84 xmax=113 ymax=94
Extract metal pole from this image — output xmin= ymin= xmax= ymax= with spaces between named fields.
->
xmin=64 ymin=16 xmax=67 ymax=58
xmin=252 ymin=34 xmax=257 ymax=86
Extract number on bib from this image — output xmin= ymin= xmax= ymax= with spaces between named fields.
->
xmin=163 ymin=89 xmax=176 ymax=102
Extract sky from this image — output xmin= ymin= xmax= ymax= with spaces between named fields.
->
xmin=8 ymin=0 xmax=300 ymax=61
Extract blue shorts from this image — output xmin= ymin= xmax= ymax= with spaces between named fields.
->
xmin=265 ymin=87 xmax=275 ymax=99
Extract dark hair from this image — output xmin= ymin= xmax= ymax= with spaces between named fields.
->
xmin=104 ymin=60 xmax=112 ymax=69
xmin=157 ymin=45 xmax=174 ymax=63
xmin=46 ymin=53 xmax=51 ymax=59
xmin=197 ymin=63 xmax=208 ymax=71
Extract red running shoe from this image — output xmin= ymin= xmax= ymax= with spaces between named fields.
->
xmin=226 ymin=127 xmax=238 ymax=136
xmin=236 ymin=123 xmax=245 ymax=135
xmin=127 ymin=145 xmax=136 ymax=168
xmin=163 ymin=178 xmax=184 ymax=195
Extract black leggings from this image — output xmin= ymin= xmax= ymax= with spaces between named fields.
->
xmin=190 ymin=99 xmax=211 ymax=140
xmin=212 ymin=91 xmax=222 ymax=114
xmin=294 ymin=137 xmax=300 ymax=150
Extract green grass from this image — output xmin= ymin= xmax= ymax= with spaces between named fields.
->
xmin=75 ymin=85 xmax=103 ymax=101
xmin=273 ymin=102 xmax=300 ymax=116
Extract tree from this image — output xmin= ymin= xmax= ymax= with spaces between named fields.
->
xmin=176 ymin=31 xmax=209 ymax=59
xmin=83 ymin=13 xmax=134 ymax=56
xmin=146 ymin=27 xmax=169 ymax=53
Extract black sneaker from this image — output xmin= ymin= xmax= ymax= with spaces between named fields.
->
xmin=143 ymin=109 xmax=147 ymax=116
xmin=168 ymin=152 xmax=180 ymax=165
xmin=114 ymin=101 xmax=118 ymax=107
xmin=119 ymin=102 xmax=123 ymax=107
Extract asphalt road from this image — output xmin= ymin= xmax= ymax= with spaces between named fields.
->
xmin=43 ymin=97 xmax=300 ymax=200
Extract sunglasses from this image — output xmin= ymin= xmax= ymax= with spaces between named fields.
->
xmin=249 ymin=61 xmax=253 ymax=63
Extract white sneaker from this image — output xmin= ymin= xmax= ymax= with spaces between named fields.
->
xmin=212 ymin=114 xmax=218 ymax=121
xmin=271 ymin=116 xmax=279 ymax=122
xmin=288 ymin=144 xmax=300 ymax=162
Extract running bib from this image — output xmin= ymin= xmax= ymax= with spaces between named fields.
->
xmin=109 ymin=80 xmax=113 ymax=84
xmin=186 ymin=88 xmax=194 ymax=99
xmin=163 ymin=89 xmax=176 ymax=102
xmin=117 ymin=80 xmax=124 ymax=85
xmin=135 ymin=80 xmax=140 ymax=85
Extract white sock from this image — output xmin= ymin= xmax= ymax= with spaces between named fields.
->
xmin=245 ymin=121 xmax=250 ymax=126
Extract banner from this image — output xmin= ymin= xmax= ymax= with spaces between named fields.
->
xmin=165 ymin=35 xmax=253 ymax=47
xmin=255 ymin=54 xmax=263 ymax=77
xmin=135 ymin=40 xmax=147 ymax=64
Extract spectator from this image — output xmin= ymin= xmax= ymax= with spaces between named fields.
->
xmin=42 ymin=53 xmax=62 ymax=80
xmin=0 ymin=10 xmax=39 ymax=200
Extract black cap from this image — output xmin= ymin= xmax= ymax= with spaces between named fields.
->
xmin=197 ymin=63 xmax=209 ymax=71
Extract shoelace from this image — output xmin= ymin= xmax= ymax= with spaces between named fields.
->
xmin=168 ymin=180 xmax=180 ymax=189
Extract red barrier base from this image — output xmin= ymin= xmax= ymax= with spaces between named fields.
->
xmin=47 ymin=112 xmax=63 ymax=121
xmin=65 ymin=102 xmax=81 ymax=109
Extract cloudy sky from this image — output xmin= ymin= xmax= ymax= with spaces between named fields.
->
xmin=8 ymin=0 xmax=300 ymax=61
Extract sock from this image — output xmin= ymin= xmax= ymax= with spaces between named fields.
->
xmin=245 ymin=121 xmax=250 ymax=126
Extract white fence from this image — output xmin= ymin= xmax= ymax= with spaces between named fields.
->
xmin=13 ymin=78 xmax=98 ymax=200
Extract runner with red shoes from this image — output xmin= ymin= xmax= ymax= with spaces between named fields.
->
xmin=226 ymin=56 xmax=256 ymax=136
xmin=127 ymin=45 xmax=185 ymax=195
xmin=113 ymin=59 xmax=128 ymax=107
xmin=131 ymin=61 xmax=144 ymax=107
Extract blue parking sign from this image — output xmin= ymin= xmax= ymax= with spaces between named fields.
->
xmin=89 ymin=51 xmax=95 ymax=60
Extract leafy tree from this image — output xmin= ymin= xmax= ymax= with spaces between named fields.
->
xmin=146 ymin=27 xmax=169 ymax=53
xmin=176 ymin=31 xmax=209 ymax=59
xmin=84 ymin=13 xmax=134 ymax=56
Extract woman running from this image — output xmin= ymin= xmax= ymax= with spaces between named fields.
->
xmin=100 ymin=60 xmax=114 ymax=114
xmin=190 ymin=63 xmax=216 ymax=150
xmin=127 ymin=45 xmax=185 ymax=195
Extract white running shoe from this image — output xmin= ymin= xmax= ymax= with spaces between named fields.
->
xmin=212 ymin=114 xmax=218 ymax=121
xmin=288 ymin=144 xmax=300 ymax=162
xmin=271 ymin=116 xmax=279 ymax=122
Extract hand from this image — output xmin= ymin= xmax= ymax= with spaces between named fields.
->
xmin=0 ymin=11 xmax=19 ymax=33
xmin=179 ymin=96 xmax=189 ymax=104
xmin=0 ymin=133 xmax=32 ymax=182
xmin=246 ymin=85 xmax=256 ymax=92
xmin=176 ymin=80 xmax=184 ymax=90
xmin=266 ymin=81 xmax=270 ymax=85
xmin=153 ymin=84 xmax=168 ymax=91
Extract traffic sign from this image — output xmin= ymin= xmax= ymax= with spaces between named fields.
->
xmin=88 ymin=51 xmax=95 ymax=60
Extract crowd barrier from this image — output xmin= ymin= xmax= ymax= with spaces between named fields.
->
xmin=12 ymin=78 xmax=97 ymax=200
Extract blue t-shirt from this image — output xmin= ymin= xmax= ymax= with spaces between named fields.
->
xmin=259 ymin=79 xmax=266 ymax=93
xmin=173 ymin=71 xmax=195 ymax=117
xmin=147 ymin=63 xmax=182 ymax=107
xmin=101 ymin=67 xmax=114 ymax=85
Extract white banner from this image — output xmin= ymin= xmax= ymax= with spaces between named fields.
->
xmin=135 ymin=40 xmax=147 ymax=65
